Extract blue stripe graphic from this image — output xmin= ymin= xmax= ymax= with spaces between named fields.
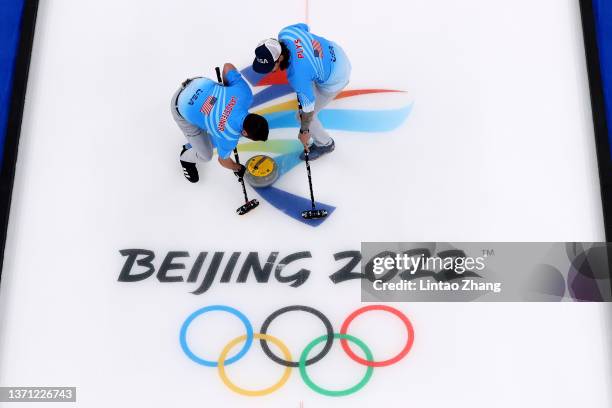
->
xmin=264 ymin=105 xmax=413 ymax=132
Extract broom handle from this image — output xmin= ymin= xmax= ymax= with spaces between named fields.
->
xmin=297 ymin=99 xmax=316 ymax=210
xmin=304 ymin=150 xmax=316 ymax=209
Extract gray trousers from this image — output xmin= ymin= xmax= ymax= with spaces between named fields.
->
xmin=171 ymin=87 xmax=214 ymax=163
xmin=306 ymin=87 xmax=340 ymax=147
xmin=303 ymin=44 xmax=351 ymax=146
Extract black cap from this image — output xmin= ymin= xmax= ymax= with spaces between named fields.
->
xmin=252 ymin=39 xmax=281 ymax=74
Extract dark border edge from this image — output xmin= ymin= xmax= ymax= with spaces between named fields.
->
xmin=579 ymin=0 xmax=612 ymax=300
xmin=0 ymin=0 xmax=40 ymax=284
xmin=579 ymin=0 xmax=612 ymax=240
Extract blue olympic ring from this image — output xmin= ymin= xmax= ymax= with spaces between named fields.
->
xmin=179 ymin=305 xmax=254 ymax=367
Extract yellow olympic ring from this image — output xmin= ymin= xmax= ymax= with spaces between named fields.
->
xmin=218 ymin=333 xmax=292 ymax=396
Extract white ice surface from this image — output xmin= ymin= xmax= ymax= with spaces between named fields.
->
xmin=0 ymin=0 xmax=610 ymax=407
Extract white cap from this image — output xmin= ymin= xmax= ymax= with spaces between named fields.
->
xmin=253 ymin=38 xmax=282 ymax=73
xmin=259 ymin=38 xmax=282 ymax=61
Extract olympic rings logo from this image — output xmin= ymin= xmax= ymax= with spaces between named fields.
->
xmin=179 ymin=304 xmax=415 ymax=397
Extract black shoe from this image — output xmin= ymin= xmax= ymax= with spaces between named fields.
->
xmin=300 ymin=140 xmax=335 ymax=161
xmin=180 ymin=146 xmax=199 ymax=183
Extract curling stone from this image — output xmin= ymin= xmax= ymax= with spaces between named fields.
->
xmin=244 ymin=155 xmax=279 ymax=188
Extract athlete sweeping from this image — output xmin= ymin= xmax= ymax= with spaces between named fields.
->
xmin=171 ymin=63 xmax=269 ymax=183
xmin=252 ymin=23 xmax=351 ymax=160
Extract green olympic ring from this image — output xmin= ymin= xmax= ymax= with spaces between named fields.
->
xmin=299 ymin=333 xmax=374 ymax=397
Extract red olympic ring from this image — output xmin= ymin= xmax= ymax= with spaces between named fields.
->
xmin=340 ymin=305 xmax=414 ymax=367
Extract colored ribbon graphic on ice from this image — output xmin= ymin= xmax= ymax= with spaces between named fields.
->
xmin=235 ymin=67 xmax=413 ymax=227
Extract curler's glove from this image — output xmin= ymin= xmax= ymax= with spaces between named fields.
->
xmin=234 ymin=164 xmax=246 ymax=181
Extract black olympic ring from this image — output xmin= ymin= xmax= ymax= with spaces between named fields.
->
xmin=259 ymin=305 xmax=334 ymax=367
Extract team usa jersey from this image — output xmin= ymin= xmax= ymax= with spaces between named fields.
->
xmin=177 ymin=70 xmax=253 ymax=159
xmin=279 ymin=23 xmax=335 ymax=112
